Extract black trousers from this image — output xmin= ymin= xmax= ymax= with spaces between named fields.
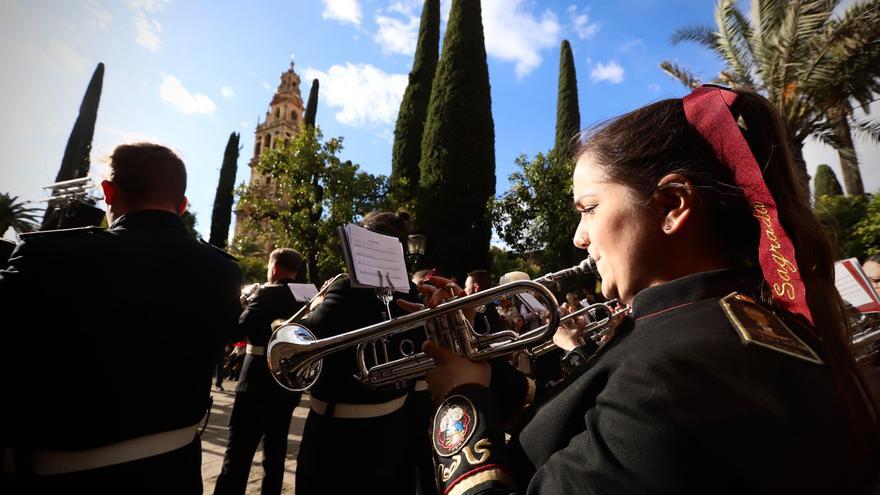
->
xmin=213 ymin=390 xmax=300 ymax=495
xmin=295 ymin=406 xmax=417 ymax=495
xmin=404 ymin=390 xmax=438 ymax=495
xmin=5 ymin=437 xmax=202 ymax=495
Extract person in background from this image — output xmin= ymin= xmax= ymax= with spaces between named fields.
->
xmin=213 ymin=248 xmax=305 ymax=495
xmin=1 ymin=143 xmax=242 ymax=493
xmin=295 ymin=211 xmax=421 ymax=495
xmin=862 ymin=254 xmax=880 ymax=295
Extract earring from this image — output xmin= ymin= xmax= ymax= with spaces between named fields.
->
xmin=663 ymin=224 xmax=672 ymax=231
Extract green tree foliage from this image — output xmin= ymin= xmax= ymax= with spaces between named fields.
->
xmin=814 ymin=194 xmax=869 ymax=259
xmin=554 ymin=40 xmax=580 ymax=158
xmin=0 ymin=193 xmax=41 ymax=235
xmin=237 ymin=128 xmax=388 ymax=283
xmin=181 ymin=206 xmax=200 ymax=240
xmin=305 ymin=79 xmax=319 ymax=128
xmin=661 ymin=0 xmax=880 ymax=194
xmin=814 ymin=164 xmax=843 ymax=197
xmin=43 ymin=62 xmax=104 ymax=229
xmin=391 ymin=0 xmax=440 ymax=205
xmin=418 ymin=0 xmax=495 ymax=280
xmin=488 ymin=246 xmax=540 ymax=282
xmin=493 ymin=152 xmax=579 ymax=271
xmin=851 ymin=195 xmax=880 ymax=258
xmin=208 ymin=132 xmax=240 ymax=249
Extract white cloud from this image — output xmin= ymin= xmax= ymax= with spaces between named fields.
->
xmin=127 ymin=0 xmax=169 ymax=12
xmin=482 ymin=0 xmax=562 ymax=78
xmin=79 ymin=0 xmax=114 ymax=28
xmin=134 ymin=13 xmax=162 ymax=52
xmin=47 ymin=41 xmax=88 ymax=76
xmin=159 ymin=74 xmax=216 ymax=115
xmin=240 ymin=121 xmax=250 ymax=129
xmin=590 ymin=60 xmax=624 ymax=84
xmin=620 ymin=39 xmax=645 ymax=53
xmin=262 ymin=81 xmax=272 ymax=92
xmin=648 ymin=83 xmax=660 ymax=92
xmin=374 ymin=12 xmax=420 ymax=55
xmin=303 ymin=63 xmax=407 ymax=127
xmin=321 ymin=0 xmax=362 ymax=26
xmin=220 ymin=86 xmax=235 ymax=99
xmin=566 ymin=5 xmax=600 ymax=40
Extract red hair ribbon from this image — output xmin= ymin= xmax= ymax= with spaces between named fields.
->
xmin=682 ymin=85 xmax=814 ymax=326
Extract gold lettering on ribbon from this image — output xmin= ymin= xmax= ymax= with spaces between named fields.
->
xmin=439 ymin=455 xmax=461 ymax=482
xmin=753 ymin=202 xmax=796 ymax=300
xmin=462 ymin=438 xmax=492 ymax=466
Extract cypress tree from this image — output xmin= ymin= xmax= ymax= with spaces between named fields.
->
xmin=554 ymin=40 xmax=580 ymax=158
xmin=305 ymin=79 xmax=319 ymax=128
xmin=391 ymin=0 xmax=440 ymax=203
xmin=814 ymin=164 xmax=844 ymax=197
xmin=208 ymin=132 xmax=240 ymax=249
xmin=418 ymin=0 xmax=495 ymax=280
xmin=42 ymin=62 xmax=104 ymax=229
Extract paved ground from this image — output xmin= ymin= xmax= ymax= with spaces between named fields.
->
xmin=201 ymin=380 xmax=309 ymax=494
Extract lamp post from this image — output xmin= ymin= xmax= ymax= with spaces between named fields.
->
xmin=407 ymin=234 xmax=426 ymax=270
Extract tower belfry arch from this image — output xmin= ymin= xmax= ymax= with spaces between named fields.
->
xmin=233 ymin=61 xmax=305 ymax=244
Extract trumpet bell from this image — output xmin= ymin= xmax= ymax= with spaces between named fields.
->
xmin=267 ymin=323 xmax=323 ymax=391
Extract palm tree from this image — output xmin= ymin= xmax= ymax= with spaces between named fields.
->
xmin=660 ymin=0 xmax=880 ymax=195
xmin=0 ymin=193 xmax=42 ymax=235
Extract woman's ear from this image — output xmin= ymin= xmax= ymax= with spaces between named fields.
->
xmin=653 ymin=173 xmax=695 ymax=235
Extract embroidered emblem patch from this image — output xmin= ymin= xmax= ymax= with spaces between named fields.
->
xmin=720 ymin=292 xmax=822 ymax=365
xmin=433 ymin=395 xmax=477 ymax=457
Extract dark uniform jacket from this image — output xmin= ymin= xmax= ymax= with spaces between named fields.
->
xmin=0 ymin=210 xmax=242 ymax=451
xmin=236 ymin=279 xmax=304 ymax=398
xmin=434 ymin=269 xmax=868 ymax=494
xmin=301 ymin=276 xmax=422 ymax=404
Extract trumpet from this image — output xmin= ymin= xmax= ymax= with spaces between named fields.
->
xmin=267 ymin=279 xmax=562 ymax=391
xmin=526 ymin=300 xmax=629 ymax=358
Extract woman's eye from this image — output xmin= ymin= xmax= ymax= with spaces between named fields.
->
xmin=578 ymin=205 xmax=597 ymax=215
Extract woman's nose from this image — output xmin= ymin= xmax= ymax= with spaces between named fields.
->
xmin=573 ymin=222 xmax=589 ymax=249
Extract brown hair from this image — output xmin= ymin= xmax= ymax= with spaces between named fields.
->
xmin=108 ymin=143 xmax=186 ymax=207
xmin=578 ymin=89 xmax=879 ymax=470
xmin=361 ymin=211 xmax=411 ymax=243
xmin=466 ymin=269 xmax=492 ymax=290
xmin=269 ymin=248 xmax=303 ymax=274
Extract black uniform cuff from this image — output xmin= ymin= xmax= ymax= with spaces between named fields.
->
xmin=433 ymin=384 xmax=517 ymax=495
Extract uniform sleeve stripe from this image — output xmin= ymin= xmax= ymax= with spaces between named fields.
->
xmin=444 ymin=464 xmax=516 ymax=495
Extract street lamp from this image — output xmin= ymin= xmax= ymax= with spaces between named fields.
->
xmin=407 ymin=233 xmax=426 ymax=269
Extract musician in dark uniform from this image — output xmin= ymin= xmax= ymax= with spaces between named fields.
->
xmin=295 ymin=211 xmax=420 ymax=495
xmin=213 ymin=248 xmax=305 ymax=495
xmin=416 ymin=87 xmax=880 ymax=494
xmin=0 ymin=143 xmax=242 ymax=493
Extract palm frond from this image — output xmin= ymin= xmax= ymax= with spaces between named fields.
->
xmin=714 ymin=0 xmax=757 ymax=87
xmin=670 ymin=25 xmax=717 ymax=49
xmin=851 ymin=117 xmax=880 ymax=143
xmin=659 ymin=61 xmax=702 ymax=89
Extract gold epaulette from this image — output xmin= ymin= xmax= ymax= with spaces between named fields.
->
xmin=720 ymin=292 xmax=822 ymax=365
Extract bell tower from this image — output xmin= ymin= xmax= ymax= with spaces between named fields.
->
xmin=234 ymin=62 xmax=305 ymax=242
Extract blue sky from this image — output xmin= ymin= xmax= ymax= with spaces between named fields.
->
xmin=2 ymin=0 xmax=877 ymax=241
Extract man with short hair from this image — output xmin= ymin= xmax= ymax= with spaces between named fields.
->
xmin=214 ymin=248 xmax=305 ymax=495
xmin=0 ymin=143 xmax=242 ymax=493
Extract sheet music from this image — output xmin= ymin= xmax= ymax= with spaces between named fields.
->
xmin=339 ymin=224 xmax=409 ymax=293
xmin=834 ymin=258 xmax=880 ymax=312
xmin=287 ymin=283 xmax=319 ymax=302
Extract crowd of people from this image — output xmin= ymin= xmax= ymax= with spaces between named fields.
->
xmin=2 ymin=85 xmax=880 ymax=494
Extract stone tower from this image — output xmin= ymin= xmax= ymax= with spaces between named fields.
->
xmin=233 ymin=62 xmax=305 ymax=243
